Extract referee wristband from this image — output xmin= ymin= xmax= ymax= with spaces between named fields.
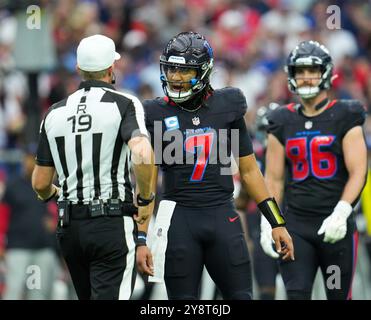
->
xmin=136 ymin=231 xmax=147 ymax=247
xmin=137 ymin=193 xmax=155 ymax=207
xmin=258 ymin=197 xmax=286 ymax=228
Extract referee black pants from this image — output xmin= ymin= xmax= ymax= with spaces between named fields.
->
xmin=56 ymin=213 xmax=136 ymax=300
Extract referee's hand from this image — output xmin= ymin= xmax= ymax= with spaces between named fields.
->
xmin=136 ymin=246 xmax=154 ymax=276
xmin=134 ymin=206 xmax=151 ymax=225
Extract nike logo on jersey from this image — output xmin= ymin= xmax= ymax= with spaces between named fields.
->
xmin=228 ymin=215 xmax=239 ymax=222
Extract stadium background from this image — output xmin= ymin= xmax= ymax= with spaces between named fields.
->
xmin=0 ymin=0 xmax=370 ymax=299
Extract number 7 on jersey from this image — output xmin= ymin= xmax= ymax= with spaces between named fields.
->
xmin=184 ymin=132 xmax=215 ymax=182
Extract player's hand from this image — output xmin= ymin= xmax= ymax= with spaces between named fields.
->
xmin=317 ymin=200 xmax=352 ymax=243
xmin=260 ymin=216 xmax=280 ymax=259
xmin=136 ymin=245 xmax=154 ymax=276
xmin=134 ymin=205 xmax=151 ymax=225
xmin=272 ymin=226 xmax=295 ymax=261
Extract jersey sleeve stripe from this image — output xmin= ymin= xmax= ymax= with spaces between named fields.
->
xmin=130 ymin=95 xmax=149 ymax=137
xmin=104 ymin=88 xmax=149 ymax=137
xmin=55 ymin=136 xmax=70 ymax=199
xmin=75 ymin=134 xmax=84 ymax=203
xmin=92 ymin=133 xmax=103 ymax=198
xmin=111 ymin=131 xmax=124 ymax=199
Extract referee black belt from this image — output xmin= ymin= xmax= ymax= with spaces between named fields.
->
xmin=61 ymin=200 xmax=138 ymax=220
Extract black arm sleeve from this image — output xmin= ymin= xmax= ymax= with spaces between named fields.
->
xmin=231 ymin=117 xmax=254 ymax=157
xmin=35 ymin=119 xmax=54 ymax=166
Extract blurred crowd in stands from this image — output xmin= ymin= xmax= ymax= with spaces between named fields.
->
xmin=0 ymin=0 xmax=370 ymax=299
xmin=0 ymin=0 xmax=371 ymax=161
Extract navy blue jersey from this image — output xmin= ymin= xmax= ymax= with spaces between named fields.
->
xmin=144 ymin=87 xmax=253 ymax=207
xmin=267 ymin=99 xmax=366 ymax=217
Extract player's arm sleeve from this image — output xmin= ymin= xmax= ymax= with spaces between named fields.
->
xmin=35 ymin=118 xmax=54 ymax=166
xmin=267 ymin=110 xmax=285 ymax=145
xmin=231 ymin=117 xmax=254 ymax=157
xmin=120 ymin=97 xmax=149 ymax=143
xmin=342 ymin=100 xmax=366 ymax=134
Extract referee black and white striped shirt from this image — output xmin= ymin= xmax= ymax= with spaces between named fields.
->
xmin=36 ymin=80 xmax=148 ymax=204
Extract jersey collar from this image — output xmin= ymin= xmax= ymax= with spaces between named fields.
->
xmin=78 ymin=80 xmax=115 ymax=90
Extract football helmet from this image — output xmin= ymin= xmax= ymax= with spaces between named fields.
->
xmin=254 ymin=103 xmax=280 ymax=146
xmin=160 ymin=31 xmax=214 ymax=103
xmin=285 ymin=40 xmax=333 ymax=99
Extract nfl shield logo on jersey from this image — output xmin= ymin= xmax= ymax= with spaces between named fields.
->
xmin=305 ymin=121 xmax=313 ymax=129
xmin=192 ymin=116 xmax=200 ymax=126
xmin=157 ymin=228 xmax=162 ymax=237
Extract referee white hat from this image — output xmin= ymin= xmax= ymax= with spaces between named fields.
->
xmin=77 ymin=34 xmax=121 ymax=72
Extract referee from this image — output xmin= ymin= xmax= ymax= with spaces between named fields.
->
xmin=31 ymin=34 xmax=155 ymax=300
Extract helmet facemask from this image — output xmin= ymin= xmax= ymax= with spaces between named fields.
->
xmin=255 ymin=103 xmax=280 ymax=147
xmin=160 ymin=58 xmax=213 ymax=103
xmin=160 ymin=32 xmax=214 ymax=104
xmin=285 ymin=41 xmax=333 ymax=100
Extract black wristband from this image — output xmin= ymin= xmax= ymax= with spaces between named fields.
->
xmin=136 ymin=231 xmax=147 ymax=247
xmin=137 ymin=193 xmax=155 ymax=207
xmin=258 ymin=197 xmax=286 ymax=228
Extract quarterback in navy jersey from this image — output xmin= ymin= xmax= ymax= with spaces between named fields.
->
xmin=263 ymin=40 xmax=367 ymax=300
xmin=136 ymin=31 xmax=294 ymax=300
xmin=144 ymin=86 xmax=248 ymax=207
